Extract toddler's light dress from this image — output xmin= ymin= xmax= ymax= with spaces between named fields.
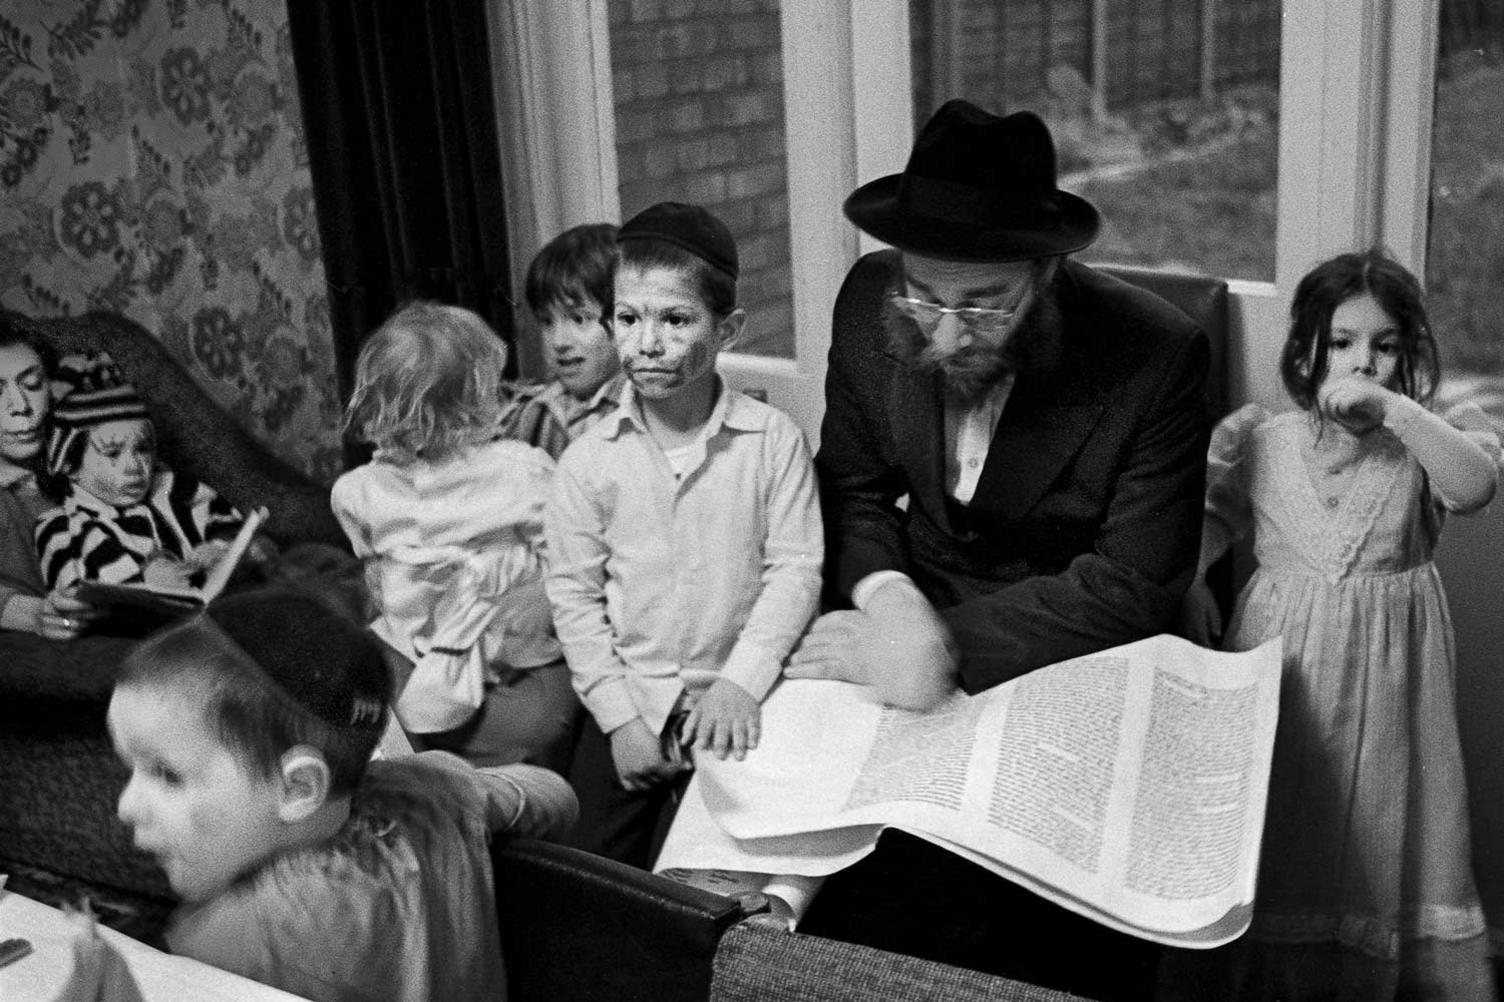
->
xmin=1206 ymin=402 xmax=1500 ymax=1000
xmin=331 ymin=436 xmax=563 ymax=733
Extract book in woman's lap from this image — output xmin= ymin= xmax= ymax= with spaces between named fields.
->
xmin=77 ymin=508 xmax=270 ymax=618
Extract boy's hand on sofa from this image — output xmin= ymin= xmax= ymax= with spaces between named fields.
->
xmin=609 ymin=718 xmax=682 ymax=792
xmin=682 ymin=680 xmax=760 ymax=761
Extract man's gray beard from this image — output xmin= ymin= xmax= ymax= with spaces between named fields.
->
xmin=881 ymin=290 xmax=1063 ymax=406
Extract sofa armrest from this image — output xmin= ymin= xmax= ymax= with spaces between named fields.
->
xmin=711 ymin=922 xmax=1093 ymax=1002
xmin=0 ymin=632 xmax=139 ymax=704
xmin=492 ymin=838 xmax=747 ymax=1002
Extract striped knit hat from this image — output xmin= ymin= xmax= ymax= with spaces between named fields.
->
xmin=46 ymin=381 xmax=152 ymax=477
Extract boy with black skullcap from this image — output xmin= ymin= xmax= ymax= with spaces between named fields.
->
xmin=107 ymin=587 xmax=577 ymax=1002
xmin=544 ymin=202 xmax=822 ymax=866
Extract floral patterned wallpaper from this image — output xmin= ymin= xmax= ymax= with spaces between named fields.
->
xmin=0 ymin=0 xmax=342 ymax=481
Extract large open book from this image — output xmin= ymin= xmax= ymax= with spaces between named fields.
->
xmin=76 ymin=507 xmax=270 ymax=616
xmin=655 ymin=633 xmax=1282 ymax=946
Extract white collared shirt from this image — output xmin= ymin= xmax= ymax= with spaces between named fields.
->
xmin=852 ymin=373 xmax=1015 ymax=610
xmin=545 ymin=382 xmax=823 ymax=735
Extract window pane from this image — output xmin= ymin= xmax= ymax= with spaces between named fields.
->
xmin=1426 ymin=5 xmax=1504 ymax=934
xmin=907 ymin=0 xmax=1279 ymax=280
xmin=1427 ymin=9 xmax=1504 ymax=419
xmin=607 ymin=0 xmax=794 ymax=359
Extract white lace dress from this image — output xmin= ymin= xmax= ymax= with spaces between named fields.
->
xmin=1205 ymin=403 xmax=1499 ymax=1000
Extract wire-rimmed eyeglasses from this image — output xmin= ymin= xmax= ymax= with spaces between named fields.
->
xmin=889 ymin=295 xmax=1019 ymax=339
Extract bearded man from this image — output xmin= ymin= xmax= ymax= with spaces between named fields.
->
xmin=790 ymin=98 xmax=1209 ymax=709
xmin=790 ymin=100 xmax=1210 ymax=1000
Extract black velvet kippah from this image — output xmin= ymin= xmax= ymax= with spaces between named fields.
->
xmin=205 ymin=588 xmax=390 ymax=731
xmin=619 ymin=201 xmax=739 ymax=279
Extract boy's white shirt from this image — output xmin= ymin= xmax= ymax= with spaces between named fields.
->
xmin=544 ymin=381 xmax=823 ymax=736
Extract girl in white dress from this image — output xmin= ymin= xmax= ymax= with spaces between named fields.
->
xmin=333 ymin=302 xmax=578 ymax=772
xmin=1180 ymin=248 xmax=1500 ymax=1000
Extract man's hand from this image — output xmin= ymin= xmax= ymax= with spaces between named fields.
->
xmin=682 ymin=679 xmax=761 ymax=761
xmin=608 ymin=717 xmax=682 ymax=792
xmin=785 ymin=609 xmax=873 ymax=686
xmin=787 ymin=579 xmax=959 ymax=710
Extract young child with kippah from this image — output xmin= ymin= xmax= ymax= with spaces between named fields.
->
xmin=544 ymin=202 xmax=823 ymax=866
xmin=34 ymin=373 xmax=256 ymax=595
xmin=108 ymin=587 xmax=577 ymax=1002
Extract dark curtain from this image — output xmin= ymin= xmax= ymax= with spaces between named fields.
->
xmin=286 ymin=0 xmax=514 ymax=412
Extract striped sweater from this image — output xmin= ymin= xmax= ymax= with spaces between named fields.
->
xmin=495 ymin=374 xmax=625 ymax=460
xmin=34 ymin=465 xmax=245 ymax=592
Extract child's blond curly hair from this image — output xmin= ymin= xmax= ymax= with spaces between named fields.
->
xmin=343 ymin=302 xmax=509 ymax=463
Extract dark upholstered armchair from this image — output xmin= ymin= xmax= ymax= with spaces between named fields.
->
xmin=1095 ymin=262 xmax=1230 ymax=422
xmin=491 ymin=839 xmax=1091 ymax=1002
xmin=1098 ymin=263 xmax=1236 ymax=611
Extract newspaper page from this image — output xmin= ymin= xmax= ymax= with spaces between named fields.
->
xmin=654 ymin=633 xmax=1282 ymax=946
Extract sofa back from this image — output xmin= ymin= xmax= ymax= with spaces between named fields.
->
xmin=710 ymin=919 xmax=1089 ymax=1001
xmin=1093 ymin=264 xmax=1237 ymax=612
xmin=3 ymin=309 xmax=344 ymax=546
xmin=1094 ymin=262 xmax=1231 ymax=422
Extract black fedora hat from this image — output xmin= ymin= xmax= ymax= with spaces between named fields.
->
xmin=844 ymin=100 xmax=1100 ymax=262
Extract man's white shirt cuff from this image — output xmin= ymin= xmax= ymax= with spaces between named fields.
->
xmin=851 ymin=570 xmax=917 ymax=611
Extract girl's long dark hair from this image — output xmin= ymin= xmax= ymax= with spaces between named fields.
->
xmin=1281 ymin=248 xmax=1440 ymax=412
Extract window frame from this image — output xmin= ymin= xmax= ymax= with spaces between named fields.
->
xmin=489 ymin=0 xmax=1441 ymax=426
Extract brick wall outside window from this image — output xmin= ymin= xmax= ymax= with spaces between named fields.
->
xmin=608 ymin=0 xmax=794 ymax=359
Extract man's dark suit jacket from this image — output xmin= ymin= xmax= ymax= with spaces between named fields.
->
xmin=804 ymin=250 xmax=1212 ymax=999
xmin=818 ymin=249 xmax=1211 ymax=693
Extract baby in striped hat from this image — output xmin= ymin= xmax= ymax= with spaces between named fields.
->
xmin=34 ymin=370 xmax=253 ymax=595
